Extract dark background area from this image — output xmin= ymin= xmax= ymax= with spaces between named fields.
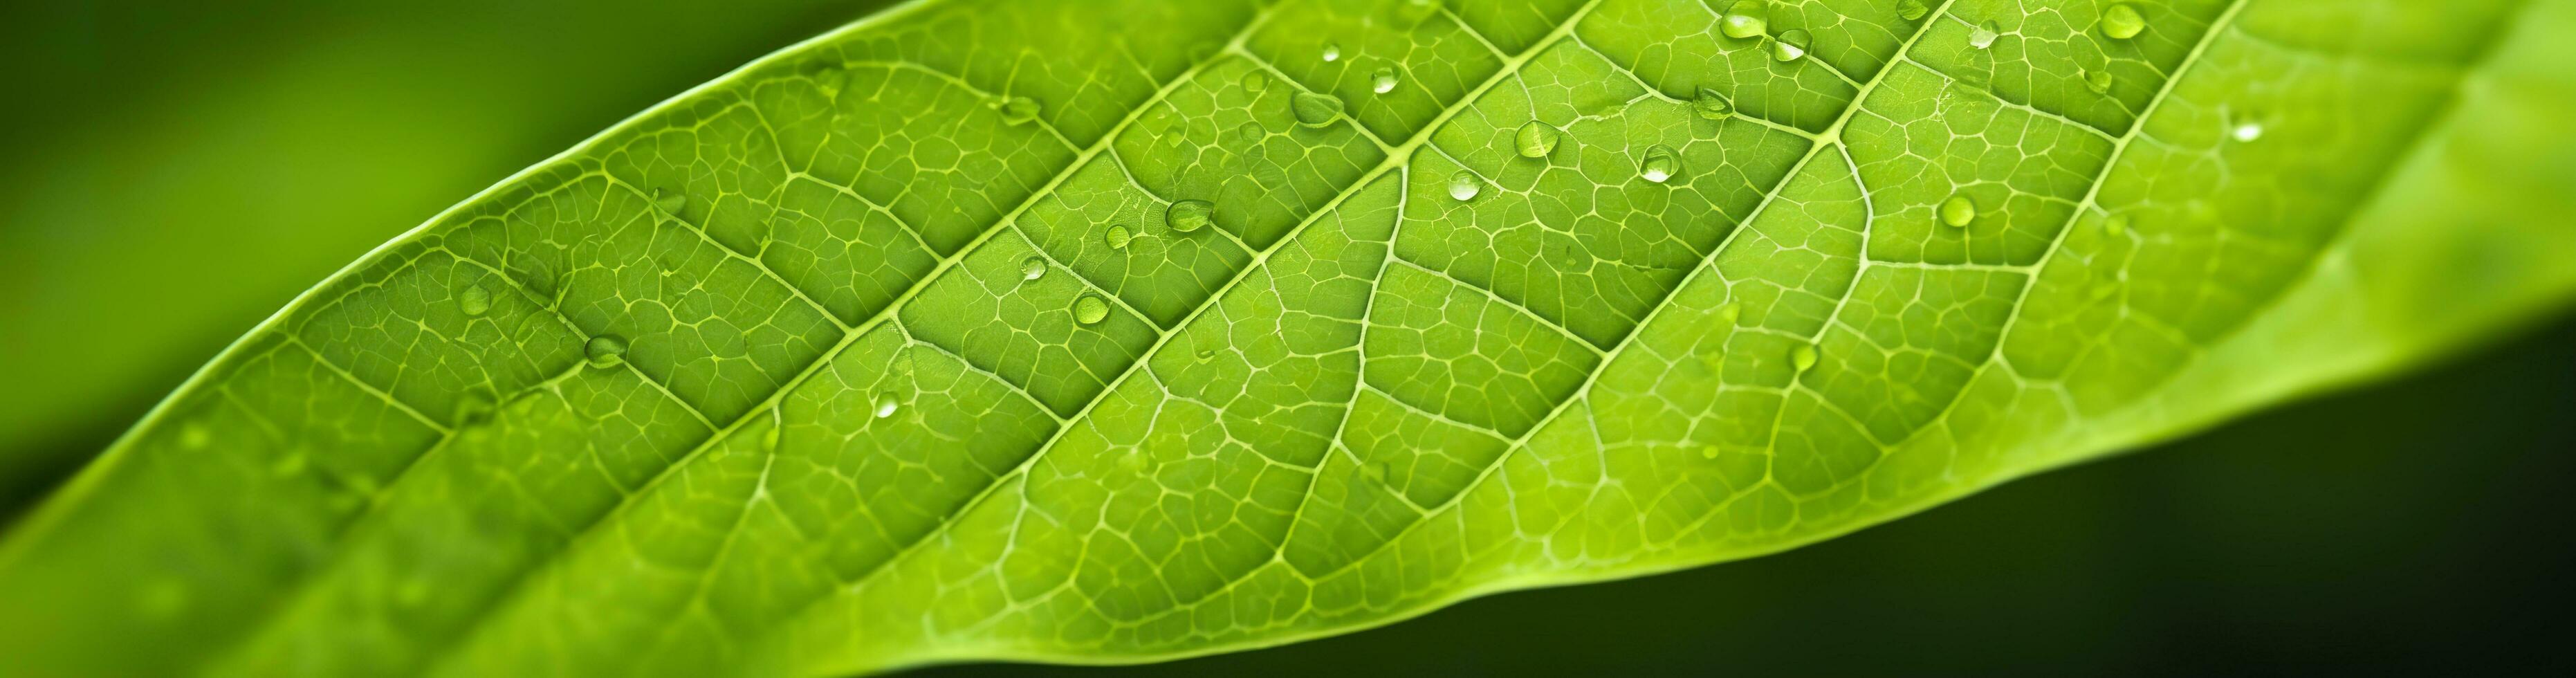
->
xmin=4 ymin=1 xmax=2571 ymax=675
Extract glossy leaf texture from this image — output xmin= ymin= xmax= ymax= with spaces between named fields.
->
xmin=6 ymin=0 xmax=2575 ymax=675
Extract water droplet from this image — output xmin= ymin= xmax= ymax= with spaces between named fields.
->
xmin=1195 ymin=348 xmax=1218 ymax=362
xmin=584 ymin=335 xmax=627 ymax=368
xmin=1700 ymin=445 xmax=1723 ymax=460
xmin=1362 ymin=460 xmax=1391 ymax=484
xmin=1073 ymin=295 xmax=1111 ymax=325
xmin=1020 ymin=256 xmax=1047 ymax=281
xmin=1105 ymin=225 xmax=1133 ymax=250
xmin=1397 ymin=0 xmax=1444 ymax=23
xmin=458 ymin=285 xmax=491 ymax=317
xmin=813 ymin=66 xmax=847 ymax=99
xmin=1166 ymin=199 xmax=1215 ymax=232
xmin=1235 ymin=120 xmax=1267 ymax=144
xmin=2098 ymin=3 xmax=2146 ymax=40
xmin=1241 ymin=70 xmax=1268 ymax=93
xmin=1939 ymin=193 xmax=1978 ymax=228
xmin=1370 ymin=66 xmax=1399 ymax=94
xmin=1514 ymin=121 xmax=1561 ymax=158
xmin=1770 ymin=29 xmax=1811 ymax=62
xmin=762 ymin=424 xmax=782 ymax=451
xmin=1321 ymin=42 xmax=1342 ymax=62
xmin=1638 ymin=144 xmax=1680 ymax=184
xmin=2228 ymin=114 xmax=2265 ymax=142
xmin=1791 ymin=343 xmax=1819 ymax=373
xmin=1693 ymin=87 xmax=1735 ymax=120
xmin=1720 ymin=1 xmax=1769 ymax=39
xmin=653 ymin=188 xmax=688 ymax=214
xmin=2089 ymin=280 xmax=2121 ymax=302
xmin=453 ymin=390 xmax=497 ymax=427
xmin=1897 ymin=0 xmax=1930 ymax=21
xmin=1446 ymin=171 xmax=1482 ymax=201
xmin=1969 ymin=20 xmax=2001 ymax=50
xmin=873 ymin=392 xmax=899 ymax=419
xmin=2083 ymin=68 xmax=2114 ymax=94
xmin=1718 ymin=301 xmax=1744 ymax=324
xmin=2104 ymin=213 xmax=2131 ymax=235
xmin=996 ymin=95 xmax=1040 ymax=125
xmin=1291 ymin=92 xmax=1344 ymax=127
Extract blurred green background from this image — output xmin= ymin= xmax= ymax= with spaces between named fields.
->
xmin=1 ymin=1 xmax=2566 ymax=675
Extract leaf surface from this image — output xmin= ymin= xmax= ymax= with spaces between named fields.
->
xmin=5 ymin=0 xmax=2574 ymax=675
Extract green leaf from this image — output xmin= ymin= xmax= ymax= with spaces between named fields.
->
xmin=5 ymin=0 xmax=2573 ymax=675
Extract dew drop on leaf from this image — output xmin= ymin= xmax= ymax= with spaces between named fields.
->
xmin=457 ymin=285 xmax=491 ymax=317
xmin=584 ymin=334 xmax=627 ymax=368
xmin=2104 ymin=213 xmax=2131 ymax=235
xmin=1718 ymin=300 xmax=1743 ymax=324
xmin=1638 ymin=144 xmax=1680 ymax=183
xmin=1720 ymin=1 xmax=1769 ymax=39
xmin=1446 ymin=171 xmax=1482 ymax=201
xmin=873 ymin=392 xmax=899 ymax=419
xmin=1105 ymin=224 xmax=1133 ymax=250
xmin=1291 ymin=92 xmax=1343 ymax=127
xmin=1514 ymin=120 xmax=1560 ymax=158
xmin=2099 ymin=3 xmax=2146 ymax=40
xmin=453 ymin=390 xmax=497 ymax=427
xmin=1939 ymin=193 xmax=1978 ymax=227
xmin=1240 ymin=70 xmax=1267 ymax=93
xmin=1770 ymin=29 xmax=1811 ymax=62
xmin=1166 ymin=199 xmax=1215 ymax=232
xmin=1321 ymin=42 xmax=1341 ymax=62
xmin=2083 ymin=68 xmax=2114 ymax=94
xmin=1073 ymin=295 xmax=1111 ymax=325
xmin=996 ymin=95 xmax=1040 ymax=125
xmin=1791 ymin=343 xmax=1819 ymax=374
xmin=653 ymin=188 xmax=688 ymax=214
xmin=1692 ymin=87 xmax=1734 ymax=120
xmin=1897 ymin=0 xmax=1930 ymax=21
xmin=1700 ymin=445 xmax=1722 ymax=460
xmin=1020 ymin=256 xmax=1046 ymax=281
xmin=1370 ymin=66 xmax=1399 ymax=94
xmin=1362 ymin=459 xmax=1390 ymax=484
xmin=2229 ymin=113 xmax=2265 ymax=142
xmin=1969 ymin=21 xmax=2002 ymax=49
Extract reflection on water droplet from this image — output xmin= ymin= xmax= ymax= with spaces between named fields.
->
xmin=1291 ymin=92 xmax=1344 ymax=127
xmin=1446 ymin=170 xmax=1482 ymax=201
xmin=874 ymin=392 xmax=899 ymax=419
xmin=1371 ymin=66 xmax=1399 ymax=94
xmin=1701 ymin=445 xmax=1723 ymax=460
xmin=1693 ymin=87 xmax=1734 ymax=120
xmin=1792 ymin=343 xmax=1819 ymax=373
xmin=1939 ymin=193 xmax=1978 ymax=228
xmin=1969 ymin=21 xmax=2002 ymax=49
xmin=2229 ymin=113 xmax=2265 ymax=142
xmin=1638 ymin=145 xmax=1680 ymax=183
xmin=1235 ymin=120 xmax=1266 ymax=144
xmin=2083 ymin=68 xmax=2114 ymax=94
xmin=2104 ymin=213 xmax=2131 ymax=236
xmin=653 ymin=188 xmax=687 ymax=214
xmin=1105 ymin=225 xmax=1133 ymax=250
xmin=1720 ymin=1 xmax=1769 ymax=39
xmin=1242 ymin=70 xmax=1267 ymax=93
xmin=1514 ymin=120 xmax=1560 ymax=158
xmin=1073 ymin=295 xmax=1111 ymax=325
xmin=1718 ymin=301 xmax=1743 ymax=324
xmin=2099 ymin=3 xmax=2146 ymax=40
xmin=1770 ymin=29 xmax=1811 ymax=62
xmin=1321 ymin=42 xmax=1342 ymax=62
xmin=585 ymin=335 xmax=627 ymax=368
xmin=1166 ymin=199 xmax=1216 ymax=232
xmin=458 ymin=285 xmax=491 ymax=317
xmin=1021 ymin=256 xmax=1047 ymax=281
